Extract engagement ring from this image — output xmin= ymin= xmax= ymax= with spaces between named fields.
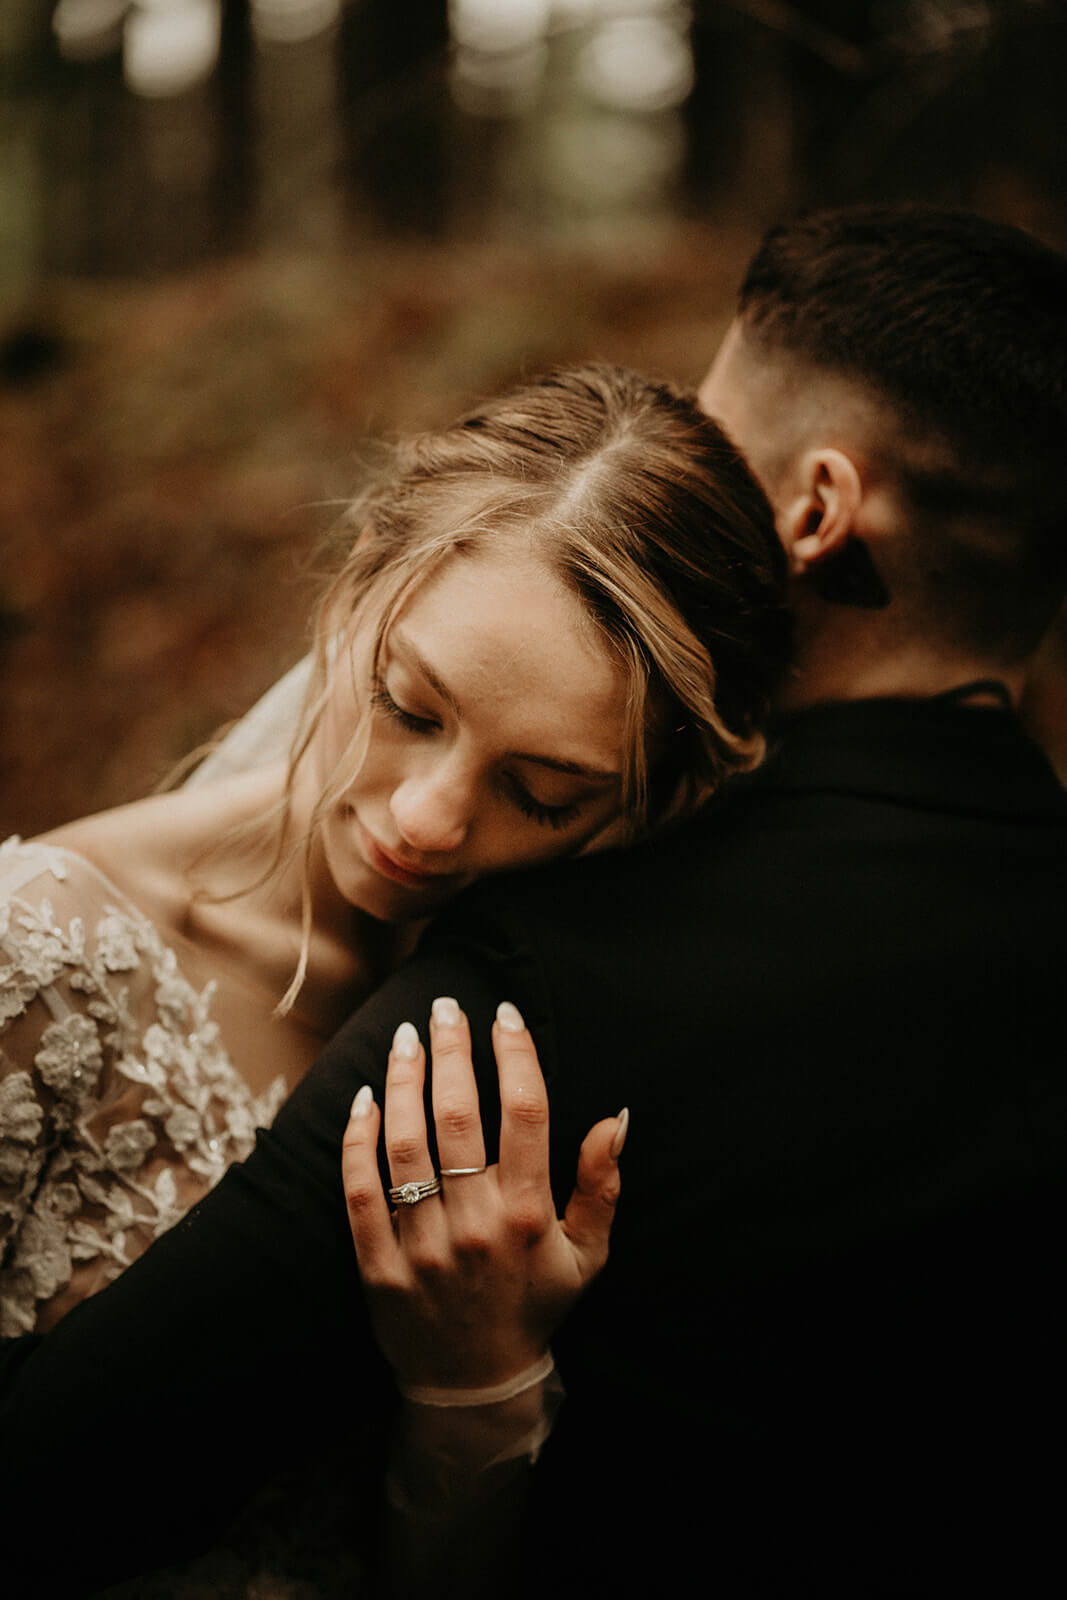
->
xmin=388 ymin=1177 xmax=442 ymax=1206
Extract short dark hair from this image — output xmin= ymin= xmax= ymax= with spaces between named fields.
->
xmin=738 ymin=204 xmax=1067 ymax=657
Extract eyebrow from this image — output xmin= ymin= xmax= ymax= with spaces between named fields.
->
xmin=389 ymin=630 xmax=623 ymax=784
xmin=392 ymin=632 xmax=461 ymax=715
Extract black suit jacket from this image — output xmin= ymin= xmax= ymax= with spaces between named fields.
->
xmin=2 ymin=697 xmax=1065 ymax=1595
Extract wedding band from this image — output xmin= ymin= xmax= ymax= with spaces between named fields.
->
xmin=388 ymin=1176 xmax=442 ymax=1206
xmin=439 ymin=1166 xmax=487 ymax=1178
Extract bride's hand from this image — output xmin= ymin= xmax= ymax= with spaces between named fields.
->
xmin=341 ymin=996 xmax=627 ymax=1394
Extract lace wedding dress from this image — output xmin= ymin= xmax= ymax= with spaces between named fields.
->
xmin=0 ymin=824 xmax=372 ymax=1598
xmin=0 ymin=660 xmax=313 ymax=1339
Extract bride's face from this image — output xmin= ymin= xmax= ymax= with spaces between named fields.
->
xmin=314 ymin=544 xmax=632 ymax=921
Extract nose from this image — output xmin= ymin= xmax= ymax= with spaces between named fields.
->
xmin=388 ymin=762 xmax=472 ymax=856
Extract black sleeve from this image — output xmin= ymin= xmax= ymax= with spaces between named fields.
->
xmin=0 ymin=903 xmax=543 ymax=1597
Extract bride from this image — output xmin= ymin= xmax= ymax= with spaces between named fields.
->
xmin=0 ymin=362 xmax=789 ymax=1348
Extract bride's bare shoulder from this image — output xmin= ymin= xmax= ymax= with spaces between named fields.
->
xmin=34 ymin=765 xmax=288 ymax=925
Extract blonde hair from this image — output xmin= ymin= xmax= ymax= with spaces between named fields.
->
xmin=262 ymin=363 xmax=790 ymax=1008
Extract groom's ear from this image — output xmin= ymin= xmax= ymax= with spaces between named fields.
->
xmin=780 ymin=448 xmax=893 ymax=610
xmin=778 ymin=448 xmax=862 ymax=577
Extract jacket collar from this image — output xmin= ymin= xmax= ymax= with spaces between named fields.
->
xmin=750 ymin=696 xmax=1067 ymax=823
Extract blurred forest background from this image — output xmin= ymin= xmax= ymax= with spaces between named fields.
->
xmin=3 ymin=0 xmax=1067 ymax=838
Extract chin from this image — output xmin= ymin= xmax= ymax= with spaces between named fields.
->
xmin=354 ymin=884 xmax=421 ymax=924
xmin=345 ymin=865 xmax=465 ymax=925
xmin=334 ymin=867 xmax=409 ymax=923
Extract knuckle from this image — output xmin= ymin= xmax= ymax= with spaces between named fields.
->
xmin=406 ymin=1242 xmax=446 ymax=1281
xmin=582 ymin=1169 xmax=621 ymax=1210
xmin=452 ymin=1226 xmax=493 ymax=1261
xmin=343 ymin=1178 xmax=380 ymax=1218
xmin=430 ymin=1029 xmax=470 ymax=1063
xmin=363 ymin=1266 xmax=405 ymax=1296
xmin=434 ymin=1098 xmax=480 ymax=1140
xmin=387 ymin=1133 xmax=425 ymax=1168
xmin=497 ymin=1038 xmax=541 ymax=1074
xmin=501 ymin=1086 xmax=548 ymax=1128
xmin=387 ymin=1057 xmax=423 ymax=1089
xmin=505 ymin=1197 xmax=547 ymax=1245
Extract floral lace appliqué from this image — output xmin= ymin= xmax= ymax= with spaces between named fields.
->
xmin=0 ymin=839 xmax=287 ymax=1338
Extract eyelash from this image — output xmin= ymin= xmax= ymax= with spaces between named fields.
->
xmin=371 ymin=679 xmax=584 ymax=832
xmin=371 ymin=681 xmax=438 ymax=737
xmin=512 ymin=791 xmax=582 ymax=831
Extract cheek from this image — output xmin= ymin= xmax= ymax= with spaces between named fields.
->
xmin=335 ymin=729 xmax=378 ymax=797
xmin=335 ymin=723 xmax=413 ymax=817
xmin=318 ymin=672 xmax=383 ymax=784
xmin=487 ymin=796 xmax=624 ymax=870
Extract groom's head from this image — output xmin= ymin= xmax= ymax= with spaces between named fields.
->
xmin=700 ymin=205 xmax=1067 ymax=691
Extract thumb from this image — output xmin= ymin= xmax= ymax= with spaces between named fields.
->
xmin=560 ymin=1108 xmax=628 ymax=1280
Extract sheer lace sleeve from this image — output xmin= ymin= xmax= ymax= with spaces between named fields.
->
xmin=0 ymin=836 xmax=286 ymax=1337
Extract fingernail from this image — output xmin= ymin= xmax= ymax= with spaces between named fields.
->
xmin=609 ymin=1107 xmax=629 ymax=1160
xmin=431 ymin=996 xmax=460 ymax=1027
xmin=350 ymin=1084 xmax=374 ymax=1119
xmin=392 ymin=1021 xmax=420 ymax=1059
xmin=496 ymin=1000 xmax=525 ymax=1033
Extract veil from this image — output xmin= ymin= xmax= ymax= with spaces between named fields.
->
xmin=182 ymin=655 xmax=314 ymax=789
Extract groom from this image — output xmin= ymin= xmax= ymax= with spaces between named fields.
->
xmin=4 ymin=206 xmax=1067 ymax=1596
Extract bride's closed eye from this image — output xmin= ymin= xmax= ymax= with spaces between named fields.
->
xmin=371 ymin=675 xmax=586 ymax=831
xmin=371 ymin=678 xmax=440 ymax=737
xmin=508 ymin=785 xmax=583 ymax=831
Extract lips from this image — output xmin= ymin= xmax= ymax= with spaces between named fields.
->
xmin=357 ymin=823 xmax=454 ymax=890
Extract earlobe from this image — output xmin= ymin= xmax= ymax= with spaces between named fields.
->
xmin=786 ymin=521 xmax=828 ymax=577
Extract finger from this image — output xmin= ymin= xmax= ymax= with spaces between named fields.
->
xmin=494 ymin=1001 xmax=551 ymax=1204
xmin=383 ymin=1021 xmax=436 ymax=1187
xmin=560 ymin=1108 xmax=627 ymax=1282
xmin=428 ymin=996 xmax=487 ymax=1176
xmin=341 ymin=1084 xmax=398 ymax=1279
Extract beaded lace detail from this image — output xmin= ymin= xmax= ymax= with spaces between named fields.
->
xmin=0 ymin=836 xmax=287 ymax=1337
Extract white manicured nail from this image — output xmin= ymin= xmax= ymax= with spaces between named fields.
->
xmin=496 ymin=1000 xmax=525 ymax=1033
xmin=610 ymin=1107 xmax=629 ymax=1160
xmin=350 ymin=1084 xmax=374 ymax=1119
xmin=392 ymin=1021 xmax=420 ymax=1059
xmin=431 ymin=996 xmax=460 ymax=1027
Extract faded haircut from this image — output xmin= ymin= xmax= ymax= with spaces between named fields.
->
xmin=738 ymin=204 xmax=1067 ymax=658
